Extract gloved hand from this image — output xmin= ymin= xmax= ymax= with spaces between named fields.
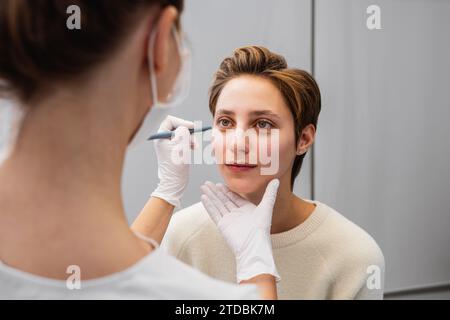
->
xmin=151 ymin=115 xmax=195 ymax=208
xmin=200 ymin=179 xmax=281 ymax=283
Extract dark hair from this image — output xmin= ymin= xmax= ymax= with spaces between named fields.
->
xmin=0 ymin=0 xmax=184 ymax=103
xmin=209 ymin=46 xmax=321 ymax=190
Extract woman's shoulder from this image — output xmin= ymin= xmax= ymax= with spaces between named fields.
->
xmin=303 ymin=201 xmax=385 ymax=298
xmin=171 ymin=201 xmax=210 ymax=226
xmin=310 ymin=201 xmax=385 ymax=271
xmin=161 ymin=202 xmax=219 ymax=255
xmin=164 ymin=201 xmax=213 ymax=237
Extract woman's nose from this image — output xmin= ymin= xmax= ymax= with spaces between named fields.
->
xmin=226 ymin=127 xmax=250 ymax=155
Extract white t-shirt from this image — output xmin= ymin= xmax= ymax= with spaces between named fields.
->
xmin=0 ymin=248 xmax=259 ymax=299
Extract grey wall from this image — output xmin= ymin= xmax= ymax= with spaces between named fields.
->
xmin=314 ymin=0 xmax=450 ymax=299
xmin=122 ymin=0 xmax=450 ymax=299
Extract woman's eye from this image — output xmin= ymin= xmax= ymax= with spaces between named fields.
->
xmin=217 ymin=119 xmax=232 ymax=128
xmin=256 ymin=120 xmax=273 ymax=129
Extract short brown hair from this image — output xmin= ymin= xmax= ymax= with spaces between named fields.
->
xmin=0 ymin=0 xmax=184 ymax=103
xmin=209 ymin=46 xmax=321 ymax=190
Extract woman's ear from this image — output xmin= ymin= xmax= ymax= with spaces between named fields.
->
xmin=152 ymin=6 xmax=178 ymax=74
xmin=296 ymin=124 xmax=316 ymax=155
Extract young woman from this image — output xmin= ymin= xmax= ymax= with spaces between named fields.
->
xmin=160 ymin=46 xmax=386 ymax=299
xmin=0 ymin=1 xmax=277 ymax=299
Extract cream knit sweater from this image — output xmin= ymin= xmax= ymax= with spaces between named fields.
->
xmin=161 ymin=200 xmax=385 ymax=299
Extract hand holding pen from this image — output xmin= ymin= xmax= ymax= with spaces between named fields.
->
xmin=148 ymin=124 xmax=212 ymax=140
xmin=150 ymin=116 xmax=211 ymax=208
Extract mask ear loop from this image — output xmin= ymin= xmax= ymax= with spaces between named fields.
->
xmin=147 ymin=24 xmax=159 ymax=108
xmin=148 ymin=23 xmax=191 ymax=109
xmin=170 ymin=26 xmax=192 ymax=105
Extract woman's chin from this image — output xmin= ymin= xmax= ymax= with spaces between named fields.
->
xmin=223 ymin=176 xmax=265 ymax=196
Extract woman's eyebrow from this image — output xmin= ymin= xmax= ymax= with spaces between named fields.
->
xmin=215 ymin=109 xmax=235 ymax=116
xmin=215 ymin=109 xmax=282 ymax=121
xmin=249 ymin=110 xmax=282 ymax=121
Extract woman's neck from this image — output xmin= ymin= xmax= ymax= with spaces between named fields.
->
xmin=0 ymin=87 xmax=149 ymax=279
xmin=243 ymin=176 xmax=316 ymax=234
xmin=4 ymin=89 xmax=128 ymax=212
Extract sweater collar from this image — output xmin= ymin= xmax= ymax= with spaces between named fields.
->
xmin=271 ymin=200 xmax=330 ymax=248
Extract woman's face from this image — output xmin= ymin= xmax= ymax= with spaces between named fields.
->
xmin=212 ymin=75 xmax=298 ymax=198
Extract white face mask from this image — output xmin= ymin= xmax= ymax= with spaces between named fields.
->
xmin=128 ymin=26 xmax=191 ymax=148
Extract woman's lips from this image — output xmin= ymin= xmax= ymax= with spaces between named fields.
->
xmin=225 ymin=163 xmax=258 ymax=172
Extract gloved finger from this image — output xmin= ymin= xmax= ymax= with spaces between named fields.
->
xmin=158 ymin=115 xmax=194 ymax=132
xmin=171 ymin=126 xmax=191 ymax=143
xmin=200 ymin=182 xmax=229 ymax=216
xmin=201 ymin=194 xmax=221 ymax=225
xmin=201 ymin=183 xmax=228 ymax=216
xmin=258 ymin=179 xmax=280 ymax=219
xmin=204 ymin=181 xmax=237 ymax=211
xmin=217 ymin=183 xmax=248 ymax=207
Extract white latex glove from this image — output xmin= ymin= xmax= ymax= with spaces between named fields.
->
xmin=151 ymin=115 xmax=195 ymax=208
xmin=200 ymin=179 xmax=281 ymax=283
